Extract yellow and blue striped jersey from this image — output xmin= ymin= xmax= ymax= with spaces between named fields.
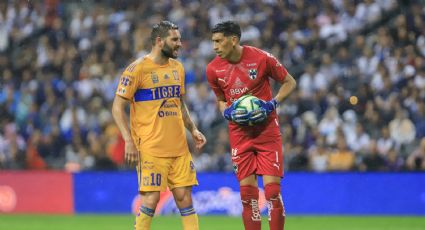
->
xmin=116 ymin=56 xmax=189 ymax=157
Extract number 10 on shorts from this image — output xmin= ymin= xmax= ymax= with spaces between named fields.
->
xmin=143 ymin=173 xmax=162 ymax=186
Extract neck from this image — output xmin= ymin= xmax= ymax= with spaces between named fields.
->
xmin=146 ymin=48 xmax=169 ymax=65
xmin=227 ymin=45 xmax=243 ymax=63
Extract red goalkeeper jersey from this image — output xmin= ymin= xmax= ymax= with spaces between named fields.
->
xmin=206 ymin=45 xmax=288 ymax=138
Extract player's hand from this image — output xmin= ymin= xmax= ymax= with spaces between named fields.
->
xmin=125 ymin=141 xmax=139 ymax=167
xmin=223 ymin=101 xmax=250 ymax=125
xmin=232 ymin=109 xmax=250 ymax=125
xmin=223 ymin=101 xmax=238 ymax=121
xmin=254 ymin=98 xmax=278 ymax=116
xmin=191 ymin=129 xmax=207 ymax=150
xmin=249 ymin=109 xmax=267 ymax=124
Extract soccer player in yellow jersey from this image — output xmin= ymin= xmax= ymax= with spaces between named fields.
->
xmin=112 ymin=21 xmax=206 ymax=230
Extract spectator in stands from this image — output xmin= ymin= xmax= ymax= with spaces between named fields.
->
xmin=389 ymin=108 xmax=416 ymax=155
xmin=406 ymin=137 xmax=425 ymax=171
xmin=328 ymin=136 xmax=355 ymax=171
xmin=308 ymin=137 xmax=329 ymax=172
xmin=376 ymin=127 xmax=395 ymax=156
xmin=359 ymin=139 xmax=387 ymax=171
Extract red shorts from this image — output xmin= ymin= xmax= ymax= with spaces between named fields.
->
xmin=229 ymin=134 xmax=284 ymax=181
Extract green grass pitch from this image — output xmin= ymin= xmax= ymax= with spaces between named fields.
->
xmin=0 ymin=215 xmax=424 ymax=230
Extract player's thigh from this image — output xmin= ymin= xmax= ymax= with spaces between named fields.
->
xmin=229 ymin=136 xmax=259 ymax=181
xmin=254 ymin=136 xmax=284 ymax=177
xmin=168 ymin=153 xmax=198 ymax=190
xmin=239 ymin=174 xmax=258 ymax=187
xmin=137 ymin=153 xmax=172 ymax=192
xmin=263 ymin=175 xmax=281 ymax=185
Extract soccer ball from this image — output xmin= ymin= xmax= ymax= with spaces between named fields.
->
xmin=234 ymin=95 xmax=261 ymax=126
xmin=235 ymin=95 xmax=260 ymax=112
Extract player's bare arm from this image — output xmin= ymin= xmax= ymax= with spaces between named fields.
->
xmin=216 ymin=94 xmax=228 ymax=114
xmin=112 ymin=95 xmax=139 ymax=166
xmin=180 ymin=97 xmax=207 ymax=150
xmin=274 ymin=73 xmax=297 ymax=103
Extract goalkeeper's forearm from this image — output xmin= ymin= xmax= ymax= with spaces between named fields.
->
xmin=217 ymin=100 xmax=227 ymax=115
xmin=274 ymin=73 xmax=297 ymax=103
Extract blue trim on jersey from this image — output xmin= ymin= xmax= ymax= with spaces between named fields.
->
xmin=134 ymin=85 xmax=181 ymax=102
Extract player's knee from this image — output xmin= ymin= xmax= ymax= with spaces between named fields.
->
xmin=141 ymin=191 xmax=160 ymax=208
xmin=240 ymin=185 xmax=259 ymax=201
xmin=264 ymin=183 xmax=281 ymax=200
xmin=174 ymin=193 xmax=190 ymax=203
xmin=173 ymin=189 xmax=193 ymax=208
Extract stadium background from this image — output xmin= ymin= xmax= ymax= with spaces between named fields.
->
xmin=0 ymin=0 xmax=425 ymax=229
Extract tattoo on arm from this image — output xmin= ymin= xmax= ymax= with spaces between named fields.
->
xmin=181 ymin=98 xmax=196 ymax=132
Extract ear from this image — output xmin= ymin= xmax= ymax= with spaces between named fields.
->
xmin=231 ymin=36 xmax=239 ymax=46
xmin=155 ymin=36 xmax=163 ymax=47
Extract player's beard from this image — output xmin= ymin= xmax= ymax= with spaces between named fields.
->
xmin=161 ymin=42 xmax=177 ymax=59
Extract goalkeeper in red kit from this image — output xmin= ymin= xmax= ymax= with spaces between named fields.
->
xmin=205 ymin=21 xmax=296 ymax=230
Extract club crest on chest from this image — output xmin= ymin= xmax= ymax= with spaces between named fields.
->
xmin=151 ymin=72 xmax=159 ymax=84
xmin=248 ymin=69 xmax=257 ymax=80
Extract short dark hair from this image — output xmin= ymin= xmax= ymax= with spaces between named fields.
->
xmin=211 ymin=21 xmax=241 ymax=40
xmin=150 ymin=21 xmax=179 ymax=45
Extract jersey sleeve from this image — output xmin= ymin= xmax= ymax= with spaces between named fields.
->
xmin=206 ymin=64 xmax=225 ymax=99
xmin=265 ymin=52 xmax=288 ymax=83
xmin=115 ymin=63 xmax=140 ymax=100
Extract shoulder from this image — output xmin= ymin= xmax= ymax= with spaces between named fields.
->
xmin=244 ymin=45 xmax=269 ymax=57
xmin=169 ymin=58 xmax=184 ymax=69
xmin=242 ymin=46 xmax=270 ymax=63
xmin=206 ymin=56 xmax=225 ymax=71
xmin=124 ymin=57 xmax=147 ymax=75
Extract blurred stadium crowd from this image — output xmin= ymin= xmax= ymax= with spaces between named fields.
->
xmin=0 ymin=0 xmax=424 ymax=172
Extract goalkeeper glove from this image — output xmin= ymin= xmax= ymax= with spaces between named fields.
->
xmin=248 ymin=109 xmax=268 ymax=124
xmin=254 ymin=99 xmax=278 ymax=116
xmin=223 ymin=103 xmax=250 ymax=126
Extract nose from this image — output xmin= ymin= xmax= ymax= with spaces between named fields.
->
xmin=177 ymin=40 xmax=182 ymax=47
xmin=213 ymin=44 xmax=219 ymax=51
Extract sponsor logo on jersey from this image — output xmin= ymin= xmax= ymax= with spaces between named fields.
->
xmin=158 ymin=110 xmax=178 ymax=117
xmin=246 ymin=63 xmax=257 ymax=67
xmin=233 ymin=78 xmax=244 ymax=87
xmin=215 ymin=69 xmax=226 ymax=73
xmin=248 ymin=69 xmax=257 ymax=80
xmin=230 ymin=87 xmax=249 ymax=96
xmin=142 ymin=161 xmax=154 ymax=170
xmin=120 ymin=76 xmax=132 ymax=86
xmin=162 ymin=102 xmax=178 ymax=108
xmin=117 ymin=87 xmax=126 ymax=94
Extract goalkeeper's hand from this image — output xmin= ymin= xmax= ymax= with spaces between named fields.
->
xmin=223 ymin=103 xmax=250 ymax=126
xmin=248 ymin=109 xmax=267 ymax=125
xmin=254 ymin=98 xmax=278 ymax=116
